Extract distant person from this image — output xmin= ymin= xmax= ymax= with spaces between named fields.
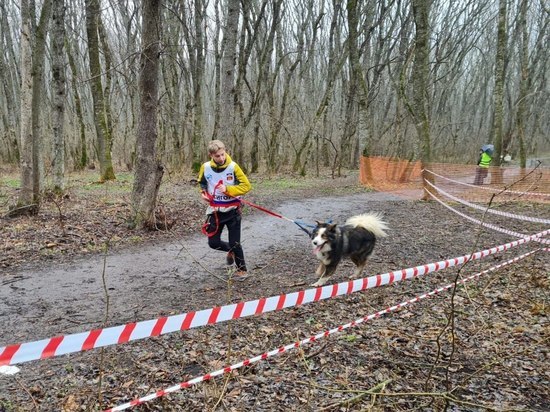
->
xmin=198 ymin=140 xmax=251 ymax=278
xmin=473 ymin=144 xmax=493 ymax=185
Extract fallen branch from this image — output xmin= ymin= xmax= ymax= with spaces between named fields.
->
xmin=5 ymin=203 xmax=39 ymax=218
xmin=313 ymin=379 xmax=392 ymax=411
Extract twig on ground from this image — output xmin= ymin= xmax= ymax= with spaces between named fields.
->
xmin=304 ymin=342 xmax=328 ymax=360
xmin=300 ymin=379 xmax=391 ymax=411
xmin=176 ymin=240 xmax=227 ymax=282
xmin=424 ymin=190 xmax=496 ymax=410
xmin=295 ymin=332 xmax=316 ymax=408
xmin=212 ymin=269 xmax=238 ymax=410
xmin=96 ymin=240 xmax=112 ymax=408
xmin=14 ymin=375 xmax=40 ymax=411
xmin=363 ymin=390 xmax=520 ymax=412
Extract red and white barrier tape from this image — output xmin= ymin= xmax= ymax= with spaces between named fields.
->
xmin=104 ymin=249 xmax=542 ymax=411
xmin=424 ymin=169 xmax=550 ymax=198
xmin=425 ymin=180 xmax=550 ymax=224
xmin=1 ymin=228 xmax=548 ymax=368
xmin=424 ymin=187 xmax=550 ymax=245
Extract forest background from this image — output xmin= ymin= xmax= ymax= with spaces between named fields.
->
xmin=1 ymin=2 xmax=549 ymax=409
xmin=0 ymin=0 xmax=548 ymax=226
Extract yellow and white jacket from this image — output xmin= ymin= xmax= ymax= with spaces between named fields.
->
xmin=198 ymin=154 xmax=251 ymax=214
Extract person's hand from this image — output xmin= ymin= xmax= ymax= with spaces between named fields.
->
xmin=201 ymin=191 xmax=210 ymax=203
xmin=218 ymin=184 xmax=227 ymax=193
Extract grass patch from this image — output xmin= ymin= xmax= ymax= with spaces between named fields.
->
xmin=251 ymin=170 xmax=364 ymax=197
xmin=0 ymin=176 xmax=19 ymax=188
xmin=66 ymin=172 xmax=134 ymax=195
xmin=254 ymin=176 xmax=312 ymax=190
xmin=1 ymin=169 xmax=366 ymax=215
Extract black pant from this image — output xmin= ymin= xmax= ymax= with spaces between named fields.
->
xmin=206 ymin=209 xmax=247 ymax=271
xmin=474 ymin=167 xmax=488 ymax=185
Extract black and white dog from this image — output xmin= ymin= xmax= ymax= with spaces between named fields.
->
xmin=310 ymin=213 xmax=388 ymax=286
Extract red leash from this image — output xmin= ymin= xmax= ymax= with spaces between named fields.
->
xmin=201 ymin=181 xmax=313 ymax=236
xmin=238 ymin=198 xmax=283 ymax=219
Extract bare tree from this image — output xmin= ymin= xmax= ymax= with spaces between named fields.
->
xmin=180 ymin=0 xmax=207 ymax=171
xmin=51 ymin=0 xmax=66 ymax=193
xmin=2 ymin=0 xmax=550 ymax=178
xmin=343 ymin=0 xmax=385 ymax=171
xmin=131 ymin=0 xmax=164 ymax=230
xmin=218 ymin=0 xmax=240 ymax=152
xmin=491 ymin=0 xmax=507 ymax=168
xmin=18 ymin=0 xmax=34 ymax=207
xmin=410 ymin=0 xmax=432 ymax=198
xmin=514 ymin=0 xmax=528 ymax=169
xmin=30 ymin=0 xmax=52 ymax=200
xmin=85 ymin=0 xmax=115 ymax=182
xmin=0 ymin=3 xmax=19 ymax=163
xmin=295 ymin=0 xmax=347 ymax=176
xmin=159 ymin=0 xmax=184 ymax=167
xmin=16 ymin=0 xmax=52 ymax=212
xmin=65 ymin=37 xmax=88 ymax=170
xmin=340 ymin=0 xmax=360 ymax=174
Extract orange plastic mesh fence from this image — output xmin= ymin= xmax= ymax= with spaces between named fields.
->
xmin=359 ymin=156 xmax=550 ymax=203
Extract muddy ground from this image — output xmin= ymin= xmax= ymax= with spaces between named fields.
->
xmin=0 ymin=171 xmax=549 ymax=411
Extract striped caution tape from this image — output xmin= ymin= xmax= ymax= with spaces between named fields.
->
xmin=104 ymin=248 xmax=542 ymax=411
xmin=425 ymin=169 xmax=550 ymax=198
xmin=1 ymin=230 xmax=548 ymax=367
xmin=425 ymin=180 xmax=550 ymax=224
xmin=424 ymin=186 xmax=550 ymax=245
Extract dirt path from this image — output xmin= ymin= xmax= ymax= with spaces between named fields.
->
xmin=0 ymin=192 xmax=405 ymax=346
xmin=1 ymin=190 xmax=548 ymax=411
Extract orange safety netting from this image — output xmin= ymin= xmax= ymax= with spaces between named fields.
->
xmin=360 ymin=156 xmax=550 ymax=203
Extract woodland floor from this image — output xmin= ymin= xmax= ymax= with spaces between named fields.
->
xmin=0 ymin=169 xmax=549 ymax=412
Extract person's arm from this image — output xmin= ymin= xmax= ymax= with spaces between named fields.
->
xmin=197 ymin=163 xmax=210 ymax=202
xmin=197 ymin=163 xmax=207 ymax=191
xmin=225 ymin=163 xmax=251 ymax=197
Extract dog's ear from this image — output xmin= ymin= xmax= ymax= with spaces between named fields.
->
xmin=315 ymin=220 xmax=323 ymax=226
xmin=327 ymin=223 xmax=337 ymax=231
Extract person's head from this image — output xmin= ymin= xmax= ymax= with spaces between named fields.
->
xmin=208 ymin=140 xmax=227 ymax=165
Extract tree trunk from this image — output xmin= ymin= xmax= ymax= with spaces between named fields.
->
xmin=219 ymin=0 xmax=239 ymax=149
xmin=410 ymin=0 xmax=432 ymax=199
xmin=211 ymin=0 xmax=222 ymax=143
xmin=16 ymin=0 xmax=52 ymax=212
xmin=191 ymin=0 xmax=206 ymax=172
xmin=98 ymin=15 xmax=116 ymax=161
xmin=491 ymin=0 xmax=507 ymax=185
xmin=131 ymin=0 xmax=164 ymax=230
xmin=51 ymin=0 xmax=66 ymax=192
xmin=31 ymin=0 xmax=53 ymax=203
xmin=0 ymin=4 xmax=19 ymax=164
xmin=515 ymin=0 xmax=528 ymax=169
xmin=18 ymin=0 xmax=34 ymax=207
xmin=85 ymin=0 xmax=115 ymax=182
xmin=341 ymin=0 xmax=362 ymax=174
xmin=263 ymin=1 xmax=283 ymax=174
xmin=66 ymin=38 xmax=88 ymax=170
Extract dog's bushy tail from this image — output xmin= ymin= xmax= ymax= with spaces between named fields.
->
xmin=345 ymin=213 xmax=388 ymax=237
